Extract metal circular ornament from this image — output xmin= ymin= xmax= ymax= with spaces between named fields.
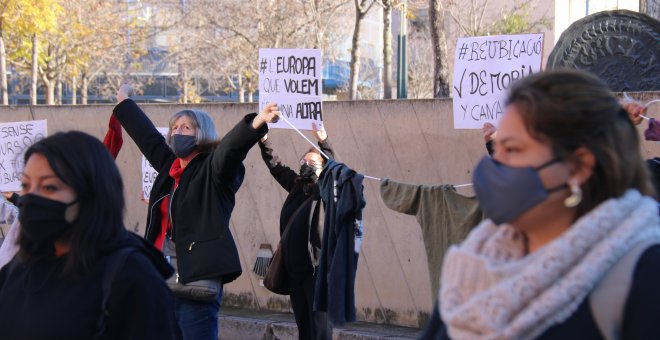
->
xmin=547 ymin=10 xmax=660 ymax=92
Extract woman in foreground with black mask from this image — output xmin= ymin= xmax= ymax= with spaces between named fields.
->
xmin=0 ymin=131 xmax=176 ymax=339
xmin=113 ymin=85 xmax=280 ymax=340
xmin=258 ymin=123 xmax=334 ymax=340
xmin=433 ymin=70 xmax=660 ymax=339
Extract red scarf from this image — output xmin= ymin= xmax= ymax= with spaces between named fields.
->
xmin=154 ymin=159 xmax=185 ymax=250
xmin=102 ymin=114 xmax=123 ymax=159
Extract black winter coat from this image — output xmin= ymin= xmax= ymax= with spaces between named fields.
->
xmin=0 ymin=231 xmax=176 ymax=340
xmin=258 ymin=138 xmax=334 ymax=279
xmin=113 ymin=99 xmax=267 ymax=283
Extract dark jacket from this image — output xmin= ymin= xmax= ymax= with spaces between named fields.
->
xmin=258 ymin=138 xmax=334 ymax=279
xmin=0 ymin=231 xmax=176 ymax=340
xmin=315 ymin=160 xmax=365 ymax=326
xmin=113 ymin=99 xmax=267 ymax=283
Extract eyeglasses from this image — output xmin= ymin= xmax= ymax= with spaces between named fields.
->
xmin=300 ymin=159 xmax=321 ymax=168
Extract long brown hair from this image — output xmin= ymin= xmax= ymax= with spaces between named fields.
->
xmin=506 ymin=70 xmax=653 ymax=219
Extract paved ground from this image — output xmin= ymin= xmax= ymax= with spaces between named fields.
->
xmin=219 ymin=307 xmax=421 ymax=340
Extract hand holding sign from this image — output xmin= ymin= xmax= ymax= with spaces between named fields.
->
xmin=253 ymin=103 xmax=281 ymax=129
xmin=311 ymin=122 xmax=327 ymax=142
xmin=482 ymin=123 xmax=497 ymax=142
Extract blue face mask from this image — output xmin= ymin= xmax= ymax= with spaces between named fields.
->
xmin=472 ymin=156 xmax=566 ymax=225
xmin=171 ymin=134 xmax=197 ymax=158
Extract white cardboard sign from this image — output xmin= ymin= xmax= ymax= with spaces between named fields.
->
xmin=141 ymin=127 xmax=169 ymax=200
xmin=258 ymin=48 xmax=323 ymax=131
xmin=452 ymin=33 xmax=544 ymax=129
xmin=0 ymin=120 xmax=47 ymax=191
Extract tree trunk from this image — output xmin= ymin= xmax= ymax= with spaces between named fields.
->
xmin=313 ymin=0 xmax=323 ymax=49
xmin=41 ymin=70 xmax=55 ymax=105
xmin=71 ymin=67 xmax=77 ymax=105
xmin=181 ymin=65 xmax=189 ymax=104
xmin=44 ymin=80 xmax=55 ymax=105
xmin=31 ymin=34 xmax=38 ymax=105
xmin=0 ymin=32 xmax=7 ymax=105
xmin=350 ymin=8 xmax=364 ymax=100
xmin=429 ymin=0 xmax=450 ymax=98
xmin=247 ymin=91 xmax=254 ymax=103
xmin=81 ymin=76 xmax=88 ymax=105
xmin=56 ymin=73 xmax=62 ymax=105
xmin=237 ymin=73 xmax=244 ymax=103
xmin=383 ymin=2 xmax=393 ymax=99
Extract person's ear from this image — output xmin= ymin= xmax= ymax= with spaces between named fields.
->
xmin=568 ymin=146 xmax=596 ymax=184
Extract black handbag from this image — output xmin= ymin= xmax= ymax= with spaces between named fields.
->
xmin=263 ymin=241 xmax=289 ymax=294
xmin=263 ymin=196 xmax=314 ymax=295
xmin=162 ymin=236 xmax=221 ymax=301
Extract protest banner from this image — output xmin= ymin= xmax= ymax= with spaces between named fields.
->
xmin=452 ymin=33 xmax=544 ymax=129
xmin=258 ymin=48 xmax=323 ymax=130
xmin=0 ymin=120 xmax=47 ymax=191
xmin=141 ymin=127 xmax=168 ymax=200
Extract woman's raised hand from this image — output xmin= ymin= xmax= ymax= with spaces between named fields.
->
xmin=253 ymin=103 xmax=281 ymax=129
xmin=311 ymin=122 xmax=327 ymax=142
xmin=117 ymin=84 xmax=132 ymax=103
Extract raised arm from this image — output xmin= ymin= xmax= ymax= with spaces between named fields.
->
xmin=621 ymin=99 xmax=647 ymax=126
xmin=112 ymin=85 xmax=175 ymax=171
xmin=209 ymin=103 xmax=280 ymax=187
xmin=482 ymin=122 xmax=497 ymax=157
xmin=312 ymin=122 xmax=336 ymax=161
xmin=258 ymin=135 xmax=298 ymax=192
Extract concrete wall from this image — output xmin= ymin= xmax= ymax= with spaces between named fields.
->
xmin=1 ymin=96 xmax=658 ymax=327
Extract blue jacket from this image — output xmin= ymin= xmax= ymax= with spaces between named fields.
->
xmin=314 ymin=160 xmax=366 ymax=325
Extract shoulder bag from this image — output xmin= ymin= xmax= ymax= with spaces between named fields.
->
xmin=264 ymin=196 xmax=315 ymax=295
xmin=162 ymin=236 xmax=221 ymax=301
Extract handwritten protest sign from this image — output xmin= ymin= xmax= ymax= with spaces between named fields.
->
xmin=452 ymin=33 xmax=544 ymax=129
xmin=0 ymin=120 xmax=47 ymax=191
xmin=141 ymin=127 xmax=168 ymax=200
xmin=259 ymin=48 xmax=323 ymax=131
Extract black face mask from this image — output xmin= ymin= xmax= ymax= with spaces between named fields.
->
xmin=18 ymin=194 xmax=77 ymax=248
xmin=171 ymin=134 xmax=197 ymax=158
xmin=299 ymin=164 xmax=319 ymax=182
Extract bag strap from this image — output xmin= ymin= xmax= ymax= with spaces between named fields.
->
xmin=95 ymin=247 xmax=137 ymax=338
xmin=589 ymin=240 xmax=659 ymax=340
xmin=307 ymin=199 xmax=320 ymax=268
xmin=308 ymin=199 xmax=319 ymax=241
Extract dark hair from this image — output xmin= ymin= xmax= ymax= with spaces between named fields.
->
xmin=506 ymin=70 xmax=653 ymax=218
xmin=19 ymin=131 xmax=126 ymax=275
xmin=302 ymin=147 xmax=327 ymax=165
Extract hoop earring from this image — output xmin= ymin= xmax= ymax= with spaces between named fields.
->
xmin=564 ymin=180 xmax=582 ymax=208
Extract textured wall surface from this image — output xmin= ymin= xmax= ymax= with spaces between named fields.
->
xmin=1 ymin=95 xmax=658 ymax=327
